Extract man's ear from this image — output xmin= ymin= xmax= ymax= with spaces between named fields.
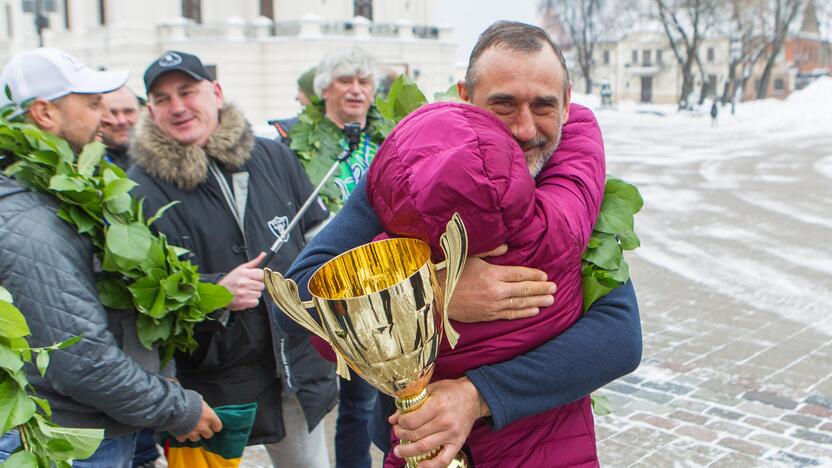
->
xmin=27 ymin=98 xmax=59 ymax=133
xmin=563 ymin=81 xmax=572 ymax=122
xmin=457 ymin=81 xmax=470 ymax=102
xmin=212 ymin=81 xmax=224 ymax=108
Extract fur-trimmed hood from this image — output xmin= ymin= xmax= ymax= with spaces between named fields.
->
xmin=130 ymin=104 xmax=255 ymax=190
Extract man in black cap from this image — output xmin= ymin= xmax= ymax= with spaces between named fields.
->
xmin=127 ymin=51 xmax=337 ymax=467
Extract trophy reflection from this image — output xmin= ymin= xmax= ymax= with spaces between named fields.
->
xmin=265 ymin=214 xmax=469 ymax=468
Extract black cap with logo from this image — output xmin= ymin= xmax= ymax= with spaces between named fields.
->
xmin=143 ymin=51 xmax=213 ymax=93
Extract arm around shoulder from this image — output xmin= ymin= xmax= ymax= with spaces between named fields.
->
xmin=466 ymin=280 xmax=641 ymax=429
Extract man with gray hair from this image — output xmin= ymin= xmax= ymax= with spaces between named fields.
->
xmin=289 ymin=46 xmax=383 ymax=468
xmin=307 ymin=47 xmax=382 ymax=212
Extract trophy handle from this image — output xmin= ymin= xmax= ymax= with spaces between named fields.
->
xmin=263 ymin=269 xmax=353 ymax=380
xmin=263 ymin=268 xmax=329 ymax=340
xmin=436 ymin=212 xmax=468 ymax=349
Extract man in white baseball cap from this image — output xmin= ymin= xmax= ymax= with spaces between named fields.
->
xmin=0 ymin=48 xmax=128 ymax=153
xmin=0 ymin=49 xmax=223 ymax=467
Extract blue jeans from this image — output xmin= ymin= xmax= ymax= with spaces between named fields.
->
xmin=335 ymin=374 xmax=377 ymax=468
xmin=0 ymin=429 xmax=138 ymax=467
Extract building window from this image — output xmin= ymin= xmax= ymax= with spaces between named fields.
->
xmin=603 ymin=50 xmax=610 ymax=65
xmin=182 ymin=0 xmax=201 ymax=23
xmin=260 ymin=0 xmax=273 ymax=19
xmin=642 ymin=49 xmax=651 ymax=66
xmin=98 ymin=0 xmax=105 ymax=25
xmin=774 ymin=78 xmax=785 ymax=94
xmin=354 ymin=0 xmax=372 ymax=20
xmin=632 ymin=50 xmax=637 ymax=64
xmin=5 ymin=4 xmax=12 ymax=38
xmin=656 ymin=49 xmax=663 ymax=64
xmin=707 ymin=47 xmax=715 ymax=63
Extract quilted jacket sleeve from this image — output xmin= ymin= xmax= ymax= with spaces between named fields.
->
xmin=533 ymin=103 xmax=606 ymax=251
xmin=0 ymin=192 xmax=203 ymax=436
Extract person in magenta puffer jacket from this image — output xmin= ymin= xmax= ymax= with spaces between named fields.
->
xmin=366 ymin=100 xmax=605 ymax=467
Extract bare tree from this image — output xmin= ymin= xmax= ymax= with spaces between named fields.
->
xmin=539 ymin=0 xmax=605 ymax=94
xmin=756 ymin=0 xmax=805 ymax=98
xmin=655 ymin=0 xmax=721 ymax=109
xmin=718 ymin=0 xmax=769 ymax=103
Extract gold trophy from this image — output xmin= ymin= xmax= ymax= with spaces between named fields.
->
xmin=265 ymin=214 xmax=469 ymax=468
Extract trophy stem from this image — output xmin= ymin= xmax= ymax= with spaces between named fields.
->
xmin=395 ymin=389 xmax=469 ymax=468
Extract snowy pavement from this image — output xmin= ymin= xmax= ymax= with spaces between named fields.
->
xmin=590 ymin=79 xmax=832 ymax=467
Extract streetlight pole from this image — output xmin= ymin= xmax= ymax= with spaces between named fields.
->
xmin=33 ymin=0 xmax=48 ymax=47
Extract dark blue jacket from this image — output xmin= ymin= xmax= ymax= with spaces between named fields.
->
xmin=282 ymin=177 xmax=643 ymax=451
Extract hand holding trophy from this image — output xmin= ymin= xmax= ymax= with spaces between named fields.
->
xmin=265 ymin=213 xmax=469 ymax=468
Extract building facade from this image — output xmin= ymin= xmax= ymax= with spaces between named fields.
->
xmin=0 ymin=0 xmax=456 ymax=124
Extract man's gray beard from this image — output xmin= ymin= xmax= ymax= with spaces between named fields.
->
xmin=525 ymin=129 xmax=562 ymax=177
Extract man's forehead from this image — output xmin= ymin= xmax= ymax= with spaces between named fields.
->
xmin=472 ymin=46 xmax=567 ymax=93
xmin=149 ymin=71 xmax=204 ymax=95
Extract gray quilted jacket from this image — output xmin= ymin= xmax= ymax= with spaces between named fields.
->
xmin=0 ymin=174 xmax=202 ymax=437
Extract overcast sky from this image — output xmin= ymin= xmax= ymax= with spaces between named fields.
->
xmin=435 ymin=0 xmax=542 ymax=64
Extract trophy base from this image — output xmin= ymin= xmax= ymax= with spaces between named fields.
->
xmin=397 ymin=389 xmax=471 ymax=468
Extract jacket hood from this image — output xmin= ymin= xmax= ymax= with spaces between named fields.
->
xmin=130 ymin=104 xmax=255 ymax=190
xmin=367 ymin=101 xmax=535 ymax=258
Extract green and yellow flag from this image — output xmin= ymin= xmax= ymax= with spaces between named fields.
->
xmin=163 ymin=403 xmax=257 ymax=468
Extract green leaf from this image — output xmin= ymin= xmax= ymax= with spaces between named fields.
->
xmin=97 ymin=278 xmax=133 ymax=310
xmin=605 ymin=178 xmax=643 ymax=214
xmin=148 ymin=288 xmax=166 ymax=319
xmin=375 ymin=74 xmax=427 ymax=123
xmin=67 ymin=206 xmax=97 ymax=235
xmin=76 ymin=142 xmax=105 ymax=177
xmin=582 ymin=274 xmax=612 ymax=312
xmin=0 ymin=301 xmax=30 ymax=338
xmin=106 ymin=222 xmax=152 ymax=267
xmin=583 ymin=234 xmax=621 ymax=270
xmin=433 ymin=82 xmax=460 ymax=102
xmin=147 ymin=201 xmax=179 ymax=227
xmin=105 ymin=192 xmax=132 ymax=214
xmin=48 ymin=174 xmax=86 ymax=193
xmin=56 ymin=335 xmax=82 ymax=350
xmin=36 ymin=351 xmax=49 ymax=377
xmin=619 ymin=230 xmax=641 ymax=250
xmin=35 ymin=417 xmax=104 ymax=461
xmin=31 ymin=396 xmax=52 ymax=417
xmin=594 ymin=196 xmax=634 ymax=235
xmin=161 ymin=272 xmax=194 ymax=302
xmin=0 ymin=376 xmax=37 ymax=433
xmin=46 ymin=438 xmax=74 ymax=453
xmin=0 ymin=345 xmax=23 ymax=373
xmin=591 ymin=393 xmax=613 ymax=416
xmin=102 ymin=178 xmax=136 ymax=202
xmin=128 ymin=275 xmax=162 ymax=313
xmin=136 ymin=314 xmax=171 ymax=350
xmin=0 ymin=286 xmax=12 ymax=303
xmin=0 ymin=450 xmax=38 ymax=467
xmin=195 ymin=282 xmax=233 ymax=312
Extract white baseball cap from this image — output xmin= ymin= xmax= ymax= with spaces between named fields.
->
xmin=0 ymin=48 xmax=128 ymax=110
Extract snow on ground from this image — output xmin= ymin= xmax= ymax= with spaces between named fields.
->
xmin=572 ymin=79 xmax=832 ymax=336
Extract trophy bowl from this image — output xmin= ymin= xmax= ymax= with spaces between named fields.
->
xmin=265 ymin=214 xmax=468 ymax=468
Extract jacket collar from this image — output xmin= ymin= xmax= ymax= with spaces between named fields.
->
xmin=130 ymin=104 xmax=255 ymax=191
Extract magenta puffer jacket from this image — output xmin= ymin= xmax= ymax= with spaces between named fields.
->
xmin=367 ymin=101 xmax=605 ymax=467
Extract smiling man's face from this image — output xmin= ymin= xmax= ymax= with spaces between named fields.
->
xmin=322 ymin=73 xmax=374 ymax=128
xmin=147 ymin=71 xmax=223 ymax=147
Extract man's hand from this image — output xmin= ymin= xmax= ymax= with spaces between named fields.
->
xmin=444 ymin=245 xmax=556 ymax=322
xmin=390 ymin=378 xmax=489 ymax=467
xmin=177 ymin=400 xmax=223 ymax=442
xmin=219 ymin=252 xmax=266 ymax=311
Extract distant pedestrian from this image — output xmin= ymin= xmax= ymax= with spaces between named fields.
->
xmin=710 ymin=100 xmax=719 ymax=127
